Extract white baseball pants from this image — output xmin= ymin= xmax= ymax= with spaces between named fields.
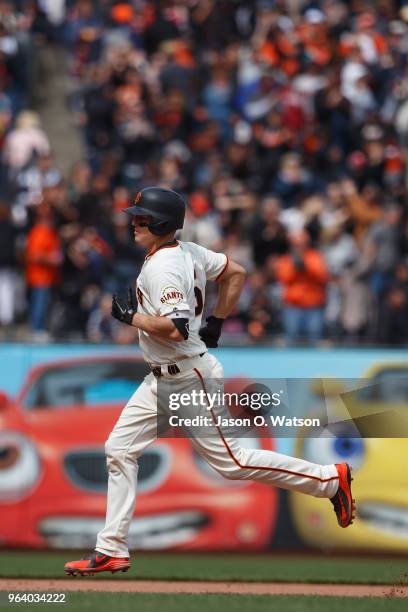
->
xmin=96 ymin=352 xmax=339 ymax=557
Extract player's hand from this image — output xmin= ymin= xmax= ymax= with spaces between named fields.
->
xmin=111 ymin=288 xmax=137 ymax=326
xmin=199 ymin=315 xmax=224 ymax=348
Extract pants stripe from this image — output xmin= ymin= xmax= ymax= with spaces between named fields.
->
xmin=193 ymin=367 xmax=339 ymax=484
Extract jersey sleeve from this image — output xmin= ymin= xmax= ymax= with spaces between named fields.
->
xmin=148 ymin=270 xmax=190 ymax=319
xmin=195 ymin=244 xmax=229 ymax=281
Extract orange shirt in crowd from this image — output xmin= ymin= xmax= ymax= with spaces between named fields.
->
xmin=26 ymin=222 xmax=62 ymax=288
xmin=276 ymin=250 xmax=328 ymax=308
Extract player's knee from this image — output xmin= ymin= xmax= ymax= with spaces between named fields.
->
xmin=212 ymin=463 xmax=243 ymax=480
xmin=222 ymin=469 xmax=242 ymax=480
xmin=105 ymin=437 xmax=123 ymax=463
xmin=105 ymin=437 xmax=140 ymax=471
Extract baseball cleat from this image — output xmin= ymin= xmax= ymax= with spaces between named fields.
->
xmin=330 ymin=463 xmax=355 ymax=528
xmin=64 ymin=551 xmax=130 ymax=576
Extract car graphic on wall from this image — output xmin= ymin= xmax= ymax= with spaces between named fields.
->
xmin=289 ymin=363 xmax=408 ymax=551
xmin=0 ymin=355 xmax=278 ymax=551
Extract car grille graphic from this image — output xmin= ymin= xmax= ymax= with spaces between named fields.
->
xmin=64 ymin=449 xmax=163 ymax=492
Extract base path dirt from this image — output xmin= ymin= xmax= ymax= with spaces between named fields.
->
xmin=1 ymin=579 xmax=407 ymax=598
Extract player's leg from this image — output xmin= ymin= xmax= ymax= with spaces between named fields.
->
xmin=189 ymin=353 xmax=354 ymax=526
xmin=191 ymin=424 xmax=339 ymax=496
xmin=96 ymin=375 xmax=159 ymax=557
xmin=180 ymin=354 xmax=338 ymax=497
xmin=64 ymin=375 xmax=158 ymax=574
xmin=192 ymin=431 xmax=354 ymax=527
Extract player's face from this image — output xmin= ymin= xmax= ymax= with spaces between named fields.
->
xmin=131 ymin=215 xmax=156 ymax=249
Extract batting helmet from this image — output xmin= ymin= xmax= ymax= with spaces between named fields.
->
xmin=123 ymin=187 xmax=186 ymax=236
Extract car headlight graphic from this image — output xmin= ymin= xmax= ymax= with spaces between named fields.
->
xmin=0 ymin=431 xmax=41 ymax=501
xmin=302 ymin=431 xmax=365 ymax=471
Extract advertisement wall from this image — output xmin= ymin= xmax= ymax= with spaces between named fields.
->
xmin=1 ymin=344 xmax=407 ymax=552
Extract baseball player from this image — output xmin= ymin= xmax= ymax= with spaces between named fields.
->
xmin=64 ymin=187 xmax=355 ymax=576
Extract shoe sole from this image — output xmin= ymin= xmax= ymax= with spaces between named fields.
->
xmin=64 ymin=565 xmax=130 ymax=577
xmin=340 ymin=464 xmax=355 ymax=528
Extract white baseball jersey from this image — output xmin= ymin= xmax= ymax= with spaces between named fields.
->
xmin=135 ymin=240 xmax=228 ymax=365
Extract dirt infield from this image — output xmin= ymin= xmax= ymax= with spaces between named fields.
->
xmin=1 ymin=579 xmax=407 ymax=598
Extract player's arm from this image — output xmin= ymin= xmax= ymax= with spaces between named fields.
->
xmin=213 ymin=259 xmax=246 ymax=318
xmin=111 ymin=288 xmax=187 ymax=341
xmin=132 ymin=312 xmax=186 ymax=341
xmin=200 ymin=259 xmax=246 ymax=348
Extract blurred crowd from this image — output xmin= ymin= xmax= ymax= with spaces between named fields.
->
xmin=1 ymin=0 xmax=408 ymax=345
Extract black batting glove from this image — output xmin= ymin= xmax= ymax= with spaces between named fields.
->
xmin=199 ymin=315 xmax=224 ymax=348
xmin=111 ymin=287 xmax=136 ymax=326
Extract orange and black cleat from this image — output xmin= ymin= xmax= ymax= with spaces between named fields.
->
xmin=64 ymin=551 xmax=130 ymax=576
xmin=330 ymin=463 xmax=355 ymax=528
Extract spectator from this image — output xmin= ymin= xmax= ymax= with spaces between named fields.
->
xmin=378 ymin=261 xmax=408 ymax=345
xmin=244 ymin=271 xmax=275 ymax=340
xmin=339 ymin=244 xmax=374 ymax=341
xmin=322 ymin=221 xmax=358 ymax=338
xmin=0 ymin=86 xmax=12 ymax=167
xmin=342 ymin=178 xmax=382 ymax=244
xmin=180 ymin=190 xmax=223 ymax=251
xmin=364 ymin=202 xmax=403 ymax=295
xmin=3 ymin=110 xmax=50 ymax=171
xmin=87 ymin=293 xmax=120 ymax=342
xmin=249 ymin=196 xmax=289 ymax=267
xmin=275 ymin=229 xmax=329 ymax=343
xmin=15 ymin=152 xmax=62 ymax=214
xmin=223 ymin=224 xmax=254 ymax=273
xmin=271 ymin=153 xmax=317 ymax=208
xmin=341 ymin=52 xmax=377 ymax=123
xmin=0 ymin=201 xmax=17 ymax=326
xmin=25 ymin=203 xmax=62 ymax=339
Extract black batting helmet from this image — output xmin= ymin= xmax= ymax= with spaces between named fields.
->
xmin=123 ymin=187 xmax=186 ymax=236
